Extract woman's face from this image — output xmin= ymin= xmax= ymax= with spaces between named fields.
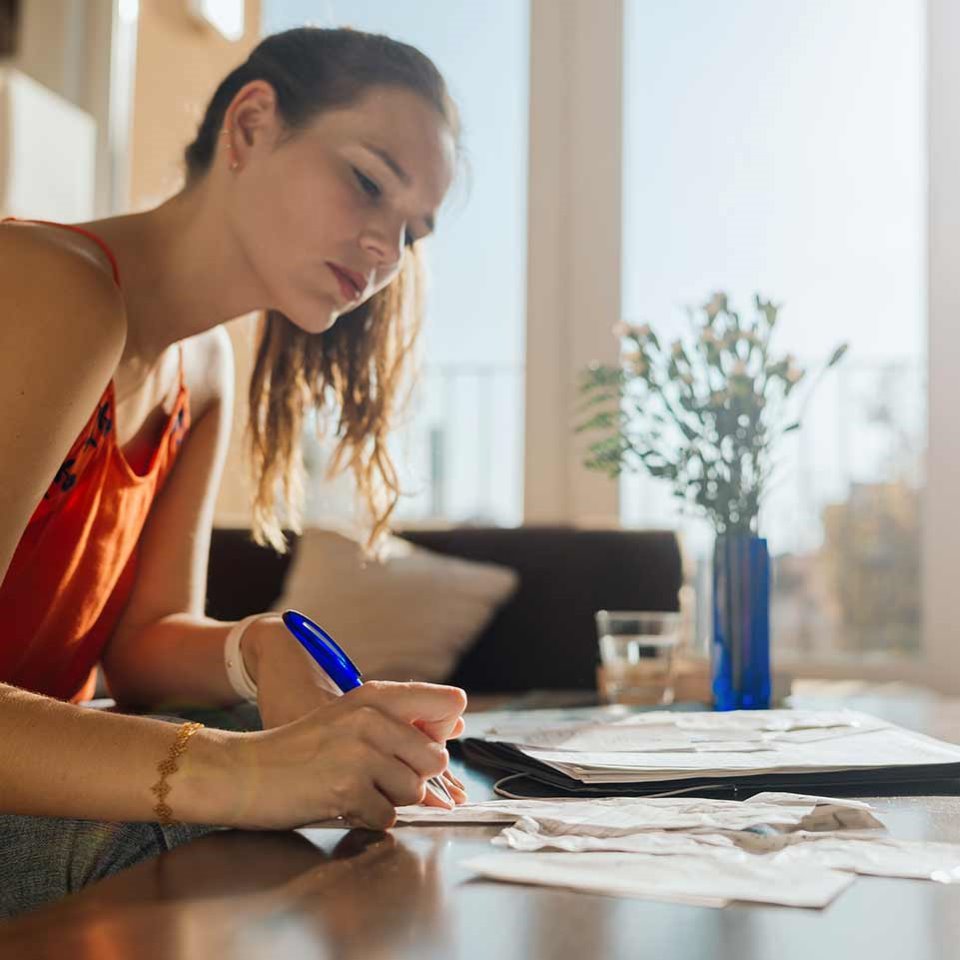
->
xmin=228 ymin=83 xmax=456 ymax=334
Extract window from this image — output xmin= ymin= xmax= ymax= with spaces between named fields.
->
xmin=621 ymin=0 xmax=926 ymax=662
xmin=262 ymin=0 xmax=529 ymax=527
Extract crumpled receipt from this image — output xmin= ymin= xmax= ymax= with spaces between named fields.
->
xmin=396 ymin=791 xmax=960 ymax=908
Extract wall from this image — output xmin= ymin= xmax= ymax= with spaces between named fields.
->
xmin=3 ymin=0 xmax=118 ymax=215
xmin=523 ymin=0 xmax=622 ymax=526
xmin=130 ymin=0 xmax=261 ymax=526
xmin=7 ymin=0 xmax=88 ymax=105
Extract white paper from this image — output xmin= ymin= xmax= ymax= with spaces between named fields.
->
xmin=473 ymin=791 xmax=960 ymax=900
xmin=510 ymin=712 xmax=960 ymax=784
xmin=488 ymin=816 xmax=960 ymax=882
xmin=446 ymin=708 xmax=960 ymax=908
xmin=479 ymin=792 xmax=878 ymax=838
xmin=395 ymin=788 xmax=960 ymax=908
xmin=396 ymin=791 xmax=872 ymax=830
xmin=470 ymin=707 xmax=960 ymax=782
xmin=764 ymin=834 xmax=960 ymax=880
xmin=395 ymin=797 xmax=594 ymax=825
xmin=463 ymin=851 xmax=855 ymax=909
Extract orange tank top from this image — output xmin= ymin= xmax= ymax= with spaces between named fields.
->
xmin=0 ymin=219 xmax=192 ymax=703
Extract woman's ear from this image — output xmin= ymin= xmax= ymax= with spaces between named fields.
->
xmin=223 ymin=81 xmax=281 ymax=170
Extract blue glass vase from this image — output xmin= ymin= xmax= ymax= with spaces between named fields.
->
xmin=711 ymin=534 xmax=771 ymax=710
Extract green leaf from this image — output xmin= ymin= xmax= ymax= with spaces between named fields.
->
xmin=577 ymin=390 xmax=620 ymax=412
xmin=826 ymin=342 xmax=849 ymax=368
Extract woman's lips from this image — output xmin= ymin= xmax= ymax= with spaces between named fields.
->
xmin=326 ymin=262 xmax=363 ymax=302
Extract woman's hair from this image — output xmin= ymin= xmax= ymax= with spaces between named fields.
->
xmin=182 ymin=27 xmax=459 ymax=554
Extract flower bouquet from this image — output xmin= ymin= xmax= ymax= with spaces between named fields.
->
xmin=578 ymin=292 xmax=847 ymax=708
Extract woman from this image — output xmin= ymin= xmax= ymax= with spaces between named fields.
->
xmin=0 ymin=27 xmax=468 ymax=916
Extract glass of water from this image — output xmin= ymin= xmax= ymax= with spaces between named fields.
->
xmin=595 ymin=610 xmax=681 ymax=706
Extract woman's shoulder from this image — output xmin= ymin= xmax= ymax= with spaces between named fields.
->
xmin=0 ymin=224 xmax=128 ymax=576
xmin=0 ymin=221 xmax=125 ymax=342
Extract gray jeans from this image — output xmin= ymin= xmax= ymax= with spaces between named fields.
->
xmin=0 ymin=700 xmax=262 ymax=919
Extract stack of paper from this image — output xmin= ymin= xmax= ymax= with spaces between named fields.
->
xmin=396 ymin=792 xmax=960 ymax=908
xmin=458 ymin=707 xmax=960 ymax=797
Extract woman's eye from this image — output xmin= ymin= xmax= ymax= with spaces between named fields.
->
xmin=353 ymin=168 xmax=381 ymax=199
xmin=352 ymin=167 xmax=418 ymax=249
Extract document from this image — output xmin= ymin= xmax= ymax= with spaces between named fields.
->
xmin=398 ymin=736 xmax=960 ymax=907
xmin=396 ymin=791 xmax=879 ymax=832
xmin=395 ymin=791 xmax=960 ymax=908
xmin=459 ymin=707 xmax=960 ymax=795
xmin=461 ymin=851 xmax=855 ymax=908
xmin=465 ymin=793 xmax=960 ymax=907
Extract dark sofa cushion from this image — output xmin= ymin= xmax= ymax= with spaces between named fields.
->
xmin=399 ymin=527 xmax=681 ymax=692
xmin=206 ymin=526 xmax=681 ymax=693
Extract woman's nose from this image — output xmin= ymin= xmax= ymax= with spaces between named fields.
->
xmin=361 ymin=221 xmax=405 ymax=269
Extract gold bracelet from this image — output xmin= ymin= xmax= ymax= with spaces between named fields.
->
xmin=151 ymin=721 xmax=204 ymax=826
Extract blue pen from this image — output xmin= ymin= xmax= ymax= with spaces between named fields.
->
xmin=281 ymin=609 xmax=455 ymax=806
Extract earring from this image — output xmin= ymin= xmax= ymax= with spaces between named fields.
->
xmin=221 ymin=127 xmax=239 ymax=172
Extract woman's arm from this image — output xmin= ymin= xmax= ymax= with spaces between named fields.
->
xmin=0 ymin=679 xmax=464 ymax=829
xmin=99 ymin=326 xmax=334 ymax=717
xmin=99 ymin=325 xmax=241 ymax=707
xmin=0 ymin=682 xmax=234 ymax=823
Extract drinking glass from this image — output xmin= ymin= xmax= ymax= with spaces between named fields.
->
xmin=595 ymin=610 xmax=680 ymax=706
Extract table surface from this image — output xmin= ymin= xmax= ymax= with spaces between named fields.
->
xmin=5 ymin=686 xmax=960 ymax=960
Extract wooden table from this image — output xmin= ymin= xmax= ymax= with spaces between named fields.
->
xmin=5 ymin=687 xmax=960 ymax=959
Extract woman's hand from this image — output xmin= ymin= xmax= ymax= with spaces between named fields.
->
xmin=236 ymin=616 xmax=470 ymax=810
xmin=239 ymin=614 xmax=343 ymax=730
xmin=240 ymin=615 xmax=467 ymax=740
xmin=219 ymin=681 xmax=469 ymax=830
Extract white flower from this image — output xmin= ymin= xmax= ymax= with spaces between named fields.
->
xmin=623 ymin=350 xmax=647 ymax=375
xmin=704 ymin=292 xmax=727 ymax=320
xmin=785 ymin=365 xmax=803 ymax=384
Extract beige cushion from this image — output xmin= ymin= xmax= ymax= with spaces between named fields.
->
xmin=275 ymin=527 xmax=519 ymax=683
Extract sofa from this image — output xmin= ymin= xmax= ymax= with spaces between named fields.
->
xmin=206 ymin=526 xmax=683 ymax=693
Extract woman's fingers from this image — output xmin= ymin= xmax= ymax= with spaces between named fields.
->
xmin=349 ymin=681 xmax=467 ymax=741
xmin=421 ymin=783 xmax=455 ymax=808
xmin=368 ymin=752 xmax=433 ymax=809
xmin=443 ymin=768 xmax=467 ymax=792
xmin=338 ymin=704 xmax=449 ymax=781
xmin=345 ymin=784 xmax=398 ymax=831
xmin=418 ymin=770 xmax=467 ymax=808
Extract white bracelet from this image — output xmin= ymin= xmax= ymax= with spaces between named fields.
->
xmin=224 ymin=614 xmax=271 ymax=702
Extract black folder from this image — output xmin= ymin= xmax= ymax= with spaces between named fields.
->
xmin=456 ymin=738 xmax=960 ymax=801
